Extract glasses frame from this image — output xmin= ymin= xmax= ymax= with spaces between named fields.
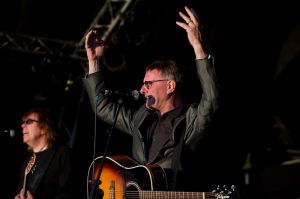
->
xmin=142 ymin=79 xmax=170 ymax=89
xmin=22 ymin=118 xmax=39 ymax=125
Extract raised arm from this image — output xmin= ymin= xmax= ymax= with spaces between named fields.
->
xmin=85 ymin=29 xmax=106 ymax=74
xmin=176 ymin=6 xmax=207 ymax=59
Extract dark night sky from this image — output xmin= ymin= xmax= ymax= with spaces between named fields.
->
xmin=1 ymin=0 xmax=300 ymax=199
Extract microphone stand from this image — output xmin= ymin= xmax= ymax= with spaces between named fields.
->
xmin=89 ymin=97 xmax=123 ymax=199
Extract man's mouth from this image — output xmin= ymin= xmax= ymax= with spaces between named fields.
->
xmin=146 ymin=95 xmax=155 ymax=108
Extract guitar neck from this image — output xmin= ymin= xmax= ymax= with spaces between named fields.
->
xmin=23 ymin=153 xmax=36 ymax=191
xmin=22 ymin=173 xmax=27 ymax=190
xmin=134 ymin=190 xmax=226 ymax=199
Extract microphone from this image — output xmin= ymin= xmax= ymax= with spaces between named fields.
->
xmin=103 ymin=90 xmax=140 ymax=101
xmin=1 ymin=129 xmax=16 ymax=138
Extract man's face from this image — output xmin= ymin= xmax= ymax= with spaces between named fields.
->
xmin=140 ymin=69 xmax=170 ymax=111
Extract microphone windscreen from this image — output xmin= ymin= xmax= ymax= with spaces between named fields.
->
xmin=9 ymin=129 xmax=16 ymax=137
xmin=131 ymin=90 xmax=140 ymax=101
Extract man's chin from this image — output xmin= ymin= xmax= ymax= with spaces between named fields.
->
xmin=146 ymin=105 xmax=154 ymax=110
xmin=145 ymin=103 xmax=157 ymax=111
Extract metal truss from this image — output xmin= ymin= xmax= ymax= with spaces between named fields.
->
xmin=76 ymin=0 xmax=136 ymax=59
xmin=0 ymin=0 xmax=137 ymax=148
xmin=0 ymin=31 xmax=83 ymax=60
xmin=0 ymin=0 xmax=136 ymax=62
xmin=79 ymin=0 xmax=135 ymax=45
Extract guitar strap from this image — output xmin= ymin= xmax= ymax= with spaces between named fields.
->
xmin=27 ymin=147 xmax=57 ymax=194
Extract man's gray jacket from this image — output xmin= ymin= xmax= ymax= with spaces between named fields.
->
xmin=83 ymin=57 xmax=219 ymax=190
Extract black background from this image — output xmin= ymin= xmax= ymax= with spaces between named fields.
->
xmin=1 ymin=0 xmax=300 ymax=199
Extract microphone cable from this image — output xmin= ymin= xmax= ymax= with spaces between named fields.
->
xmin=86 ymin=96 xmax=100 ymax=199
xmin=86 ymin=58 xmax=100 ymax=199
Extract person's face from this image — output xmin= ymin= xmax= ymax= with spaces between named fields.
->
xmin=21 ymin=113 xmax=44 ymax=148
xmin=140 ymin=69 xmax=171 ymax=111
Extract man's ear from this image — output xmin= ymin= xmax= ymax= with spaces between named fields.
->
xmin=167 ymin=80 xmax=176 ymax=94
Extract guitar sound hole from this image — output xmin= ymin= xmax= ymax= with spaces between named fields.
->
xmin=125 ymin=181 xmax=140 ymax=198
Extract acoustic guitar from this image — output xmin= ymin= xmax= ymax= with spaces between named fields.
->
xmin=87 ymin=155 xmax=239 ymax=199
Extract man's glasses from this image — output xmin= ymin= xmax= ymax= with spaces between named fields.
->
xmin=142 ymin=79 xmax=170 ymax=89
xmin=22 ymin=119 xmax=39 ymax=125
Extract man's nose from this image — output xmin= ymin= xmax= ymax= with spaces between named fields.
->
xmin=140 ymin=86 xmax=145 ymax=94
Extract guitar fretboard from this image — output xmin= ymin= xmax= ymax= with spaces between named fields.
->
xmin=125 ymin=190 xmax=228 ymax=199
xmin=23 ymin=153 xmax=36 ymax=190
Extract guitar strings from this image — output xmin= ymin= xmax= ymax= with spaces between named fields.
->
xmin=103 ymin=190 xmax=218 ymax=199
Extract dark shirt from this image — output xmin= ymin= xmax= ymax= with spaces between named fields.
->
xmin=16 ymin=145 xmax=74 ymax=199
xmin=146 ymin=106 xmax=183 ymax=162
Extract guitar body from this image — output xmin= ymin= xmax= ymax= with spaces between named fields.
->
xmin=87 ymin=155 xmax=168 ymax=199
xmin=87 ymin=155 xmax=239 ymax=199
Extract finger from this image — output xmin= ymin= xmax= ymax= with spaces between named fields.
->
xmin=190 ymin=8 xmax=200 ymax=22
xmin=184 ymin=6 xmax=199 ymax=27
xmin=19 ymin=189 xmax=25 ymax=199
xmin=85 ymin=31 xmax=93 ymax=48
xmin=86 ymin=31 xmax=105 ymax=48
xmin=27 ymin=190 xmax=33 ymax=199
xmin=20 ymin=188 xmax=25 ymax=195
xmin=176 ymin=21 xmax=189 ymax=31
xmin=178 ymin=11 xmax=191 ymax=24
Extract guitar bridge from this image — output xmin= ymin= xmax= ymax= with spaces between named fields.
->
xmin=109 ymin=180 xmax=115 ymax=199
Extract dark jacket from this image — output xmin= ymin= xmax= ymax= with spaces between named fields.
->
xmin=83 ymin=57 xmax=219 ymax=190
xmin=16 ymin=145 xmax=75 ymax=199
